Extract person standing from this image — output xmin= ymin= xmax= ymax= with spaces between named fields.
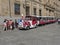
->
xmin=3 ymin=19 xmax=7 ymax=31
xmin=12 ymin=21 xmax=14 ymax=30
xmin=15 ymin=19 xmax=18 ymax=28
xmin=6 ymin=20 xmax=10 ymax=30
xmin=9 ymin=20 xmax=13 ymax=30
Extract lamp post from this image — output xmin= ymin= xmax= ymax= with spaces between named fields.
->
xmin=9 ymin=0 xmax=12 ymax=18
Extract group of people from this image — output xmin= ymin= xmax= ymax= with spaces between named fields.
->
xmin=3 ymin=19 xmax=18 ymax=31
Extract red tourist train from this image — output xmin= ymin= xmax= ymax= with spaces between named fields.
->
xmin=17 ymin=15 xmax=57 ymax=30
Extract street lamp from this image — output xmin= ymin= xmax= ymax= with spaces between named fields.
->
xmin=9 ymin=0 xmax=12 ymax=18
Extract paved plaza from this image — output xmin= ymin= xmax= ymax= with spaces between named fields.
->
xmin=0 ymin=22 xmax=60 ymax=45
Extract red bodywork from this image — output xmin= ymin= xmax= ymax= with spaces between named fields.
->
xmin=25 ymin=16 xmax=37 ymax=26
xmin=39 ymin=20 xmax=45 ymax=25
xmin=32 ymin=19 xmax=37 ymax=25
xmin=23 ymin=20 xmax=30 ymax=27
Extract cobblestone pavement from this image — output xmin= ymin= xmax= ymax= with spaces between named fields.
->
xmin=0 ymin=22 xmax=60 ymax=45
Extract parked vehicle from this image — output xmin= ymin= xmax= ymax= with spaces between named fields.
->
xmin=39 ymin=19 xmax=46 ymax=25
xmin=36 ymin=16 xmax=56 ymax=25
xmin=17 ymin=19 xmax=30 ymax=30
xmin=25 ymin=15 xmax=37 ymax=28
xmin=35 ymin=16 xmax=41 ymax=25
xmin=36 ymin=16 xmax=46 ymax=25
xmin=47 ymin=16 xmax=57 ymax=23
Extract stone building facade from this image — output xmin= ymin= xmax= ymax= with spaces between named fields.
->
xmin=0 ymin=0 xmax=60 ymax=18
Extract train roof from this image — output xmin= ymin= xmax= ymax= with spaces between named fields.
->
xmin=36 ymin=16 xmax=55 ymax=17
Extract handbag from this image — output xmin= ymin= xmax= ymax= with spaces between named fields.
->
xmin=10 ymin=26 xmax=12 ymax=29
